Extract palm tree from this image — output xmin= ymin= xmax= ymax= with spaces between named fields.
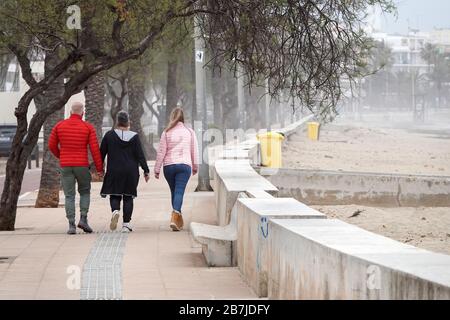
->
xmin=85 ymin=72 xmax=106 ymax=181
xmin=128 ymin=66 xmax=153 ymax=159
xmin=363 ymin=40 xmax=394 ymax=109
xmin=421 ymin=43 xmax=450 ymax=108
xmin=106 ymin=72 xmax=128 ymax=126
xmin=35 ymin=52 xmax=65 ymax=208
xmin=144 ymin=83 xmax=164 ymax=137
xmin=165 ymin=58 xmax=179 ymax=123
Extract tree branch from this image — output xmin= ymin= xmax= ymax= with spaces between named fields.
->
xmin=7 ymin=44 xmax=36 ymax=87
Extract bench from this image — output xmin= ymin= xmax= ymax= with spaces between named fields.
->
xmin=190 ymin=193 xmax=246 ymax=267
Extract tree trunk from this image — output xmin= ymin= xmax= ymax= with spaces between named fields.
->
xmin=110 ymin=98 xmax=122 ymax=127
xmin=143 ymin=95 xmax=162 ymax=159
xmin=108 ymin=76 xmax=128 ymax=127
xmin=110 ymin=97 xmax=123 ymax=126
xmin=35 ymin=53 xmax=65 ymax=208
xmin=129 ymin=71 xmax=154 ymax=159
xmin=85 ymin=73 xmax=105 ymax=142
xmin=0 ymin=148 xmax=32 ymax=230
xmin=85 ymin=72 xmax=106 ymax=181
xmin=0 ymin=101 xmax=42 ymax=230
xmin=165 ymin=59 xmax=178 ymax=123
xmin=105 ymin=84 xmax=117 ymax=126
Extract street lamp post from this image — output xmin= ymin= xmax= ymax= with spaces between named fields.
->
xmin=194 ymin=16 xmax=212 ymax=192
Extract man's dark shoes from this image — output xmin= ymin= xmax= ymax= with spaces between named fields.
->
xmin=77 ymin=216 xmax=93 ymax=233
xmin=67 ymin=221 xmax=76 ymax=235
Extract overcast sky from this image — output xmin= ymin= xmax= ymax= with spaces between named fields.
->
xmin=379 ymin=0 xmax=450 ymax=34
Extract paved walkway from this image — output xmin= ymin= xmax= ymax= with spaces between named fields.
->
xmin=0 ymin=166 xmax=257 ymax=300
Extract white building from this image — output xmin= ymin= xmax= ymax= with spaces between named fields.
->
xmin=371 ymin=31 xmax=430 ymax=74
xmin=429 ymin=28 xmax=450 ymax=53
xmin=0 ymin=57 xmax=85 ymax=126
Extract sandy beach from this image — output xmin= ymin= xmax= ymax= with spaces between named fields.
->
xmin=284 ymin=112 xmax=450 ymax=256
xmin=283 ymin=115 xmax=450 ymax=176
xmin=313 ymin=205 xmax=450 ymax=255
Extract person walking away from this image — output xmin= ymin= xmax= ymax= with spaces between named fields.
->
xmin=100 ymin=111 xmax=150 ymax=233
xmin=48 ymin=102 xmax=103 ymax=234
xmin=154 ymin=107 xmax=199 ymax=231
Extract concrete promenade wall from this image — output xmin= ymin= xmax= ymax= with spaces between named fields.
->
xmin=213 ymin=159 xmax=278 ymax=226
xmin=208 ymin=139 xmax=260 ymax=178
xmin=268 ymin=219 xmax=450 ymax=299
xmin=236 ymin=198 xmax=325 ymax=297
xmin=206 ymin=116 xmax=450 ymax=299
xmin=266 ymin=168 xmax=450 ymax=207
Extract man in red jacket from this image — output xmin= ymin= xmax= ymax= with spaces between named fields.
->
xmin=49 ymin=102 xmax=103 ymax=234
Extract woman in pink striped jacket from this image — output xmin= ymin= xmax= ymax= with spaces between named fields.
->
xmin=154 ymin=107 xmax=199 ymax=231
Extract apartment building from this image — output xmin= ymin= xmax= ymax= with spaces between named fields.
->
xmin=372 ymin=31 xmax=430 ymax=74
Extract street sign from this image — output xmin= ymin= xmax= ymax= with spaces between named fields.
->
xmin=195 ymin=50 xmax=204 ymax=63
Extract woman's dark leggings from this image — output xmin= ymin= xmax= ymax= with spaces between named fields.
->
xmin=110 ymin=195 xmax=134 ymax=223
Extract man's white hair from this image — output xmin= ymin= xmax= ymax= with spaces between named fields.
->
xmin=71 ymin=102 xmax=84 ymax=115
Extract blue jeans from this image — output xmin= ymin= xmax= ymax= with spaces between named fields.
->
xmin=163 ymin=164 xmax=191 ymax=213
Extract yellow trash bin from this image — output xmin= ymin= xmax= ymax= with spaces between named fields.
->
xmin=257 ymin=131 xmax=285 ymax=168
xmin=307 ymin=122 xmax=320 ymax=140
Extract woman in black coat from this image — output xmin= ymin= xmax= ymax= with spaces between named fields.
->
xmin=100 ymin=111 xmax=150 ymax=232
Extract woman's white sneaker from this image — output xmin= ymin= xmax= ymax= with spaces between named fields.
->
xmin=122 ymin=223 xmax=133 ymax=233
xmin=110 ymin=210 xmax=120 ymax=231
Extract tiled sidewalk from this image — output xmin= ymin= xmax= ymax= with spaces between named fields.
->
xmin=0 ymin=172 xmax=257 ymax=300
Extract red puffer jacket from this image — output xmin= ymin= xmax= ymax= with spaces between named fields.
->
xmin=49 ymin=114 xmax=103 ymax=173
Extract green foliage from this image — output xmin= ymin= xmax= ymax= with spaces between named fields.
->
xmin=0 ymin=0 xmax=396 ymax=122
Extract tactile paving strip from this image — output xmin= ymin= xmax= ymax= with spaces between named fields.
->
xmin=80 ymin=231 xmax=128 ymax=300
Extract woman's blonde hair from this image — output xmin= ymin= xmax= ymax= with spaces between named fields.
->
xmin=165 ymin=107 xmax=185 ymax=132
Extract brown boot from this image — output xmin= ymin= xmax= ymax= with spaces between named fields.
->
xmin=178 ymin=213 xmax=184 ymax=229
xmin=170 ymin=212 xmax=177 ymax=230
xmin=170 ymin=211 xmax=183 ymax=231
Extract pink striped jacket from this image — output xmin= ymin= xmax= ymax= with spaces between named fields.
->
xmin=154 ymin=121 xmax=199 ymax=174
